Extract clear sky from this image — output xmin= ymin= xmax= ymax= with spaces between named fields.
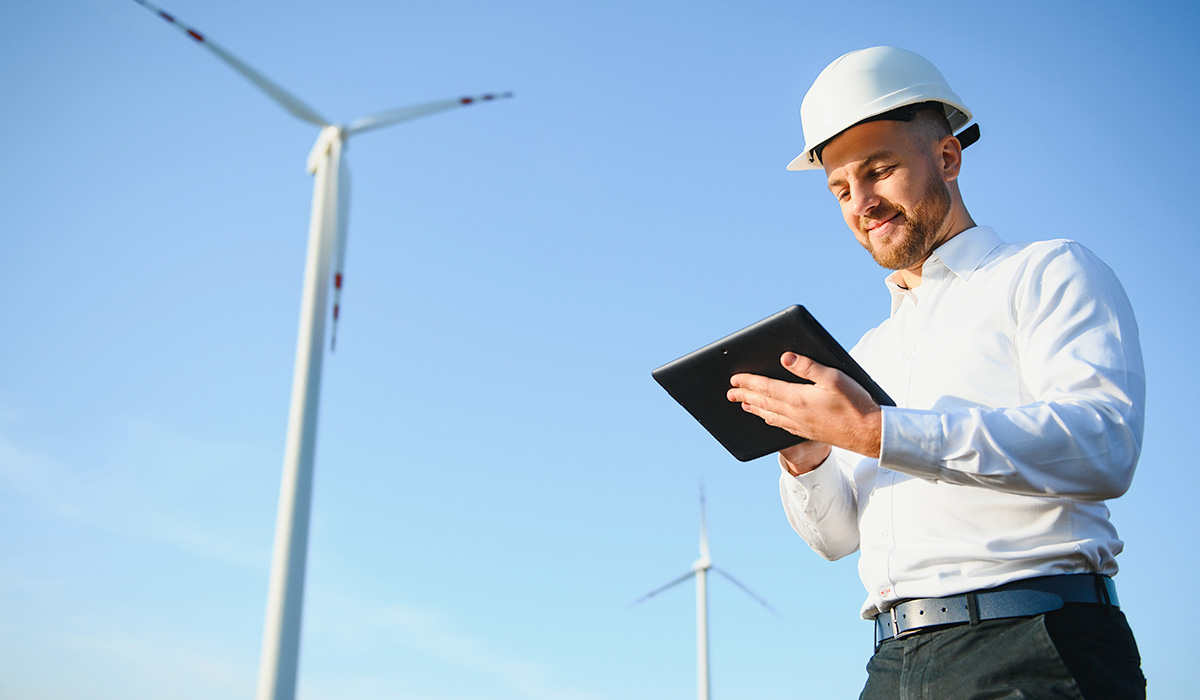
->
xmin=2 ymin=1 xmax=1197 ymax=698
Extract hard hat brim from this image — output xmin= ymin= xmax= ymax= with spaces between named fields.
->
xmin=786 ymin=111 xmax=975 ymax=172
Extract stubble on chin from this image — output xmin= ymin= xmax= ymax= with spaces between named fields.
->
xmin=859 ymin=175 xmax=952 ymax=271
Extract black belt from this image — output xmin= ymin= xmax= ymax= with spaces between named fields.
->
xmin=873 ymin=574 xmax=1119 ymax=647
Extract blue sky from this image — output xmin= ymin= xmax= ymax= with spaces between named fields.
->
xmin=2 ymin=1 xmax=1197 ymax=698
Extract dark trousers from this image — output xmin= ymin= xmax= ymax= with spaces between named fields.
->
xmin=860 ymin=604 xmax=1145 ymax=699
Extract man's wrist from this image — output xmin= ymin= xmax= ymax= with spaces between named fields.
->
xmin=779 ymin=442 xmax=832 ymax=476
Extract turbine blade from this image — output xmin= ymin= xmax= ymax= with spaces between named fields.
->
xmin=345 ymin=92 xmax=514 ymax=136
xmin=712 ymin=567 xmax=781 ymax=618
xmin=131 ymin=0 xmax=329 ymax=127
xmin=329 ymin=154 xmax=351 ymax=352
xmin=629 ymin=570 xmax=695 ymax=607
xmin=304 ymin=127 xmax=346 ymax=351
xmin=698 ymin=482 xmax=710 ymax=561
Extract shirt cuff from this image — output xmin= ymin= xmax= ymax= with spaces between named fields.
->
xmin=779 ymin=450 xmax=842 ymax=504
xmin=878 ymin=406 xmax=944 ymax=475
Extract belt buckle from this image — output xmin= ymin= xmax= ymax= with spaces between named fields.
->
xmin=888 ymin=607 xmax=901 ymax=638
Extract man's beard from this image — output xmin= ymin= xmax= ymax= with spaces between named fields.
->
xmin=859 ymin=173 xmax=952 ymax=271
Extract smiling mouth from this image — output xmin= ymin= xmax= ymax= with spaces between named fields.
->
xmin=864 ymin=212 xmax=900 ymax=233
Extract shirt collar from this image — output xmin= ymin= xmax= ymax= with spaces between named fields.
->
xmin=885 ymin=226 xmax=1005 ymax=311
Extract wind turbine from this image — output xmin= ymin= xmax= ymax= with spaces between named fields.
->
xmin=632 ymin=487 xmax=779 ymax=700
xmin=130 ymin=4 xmax=511 ymax=700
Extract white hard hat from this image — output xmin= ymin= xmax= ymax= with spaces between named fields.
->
xmin=787 ymin=46 xmax=975 ymax=171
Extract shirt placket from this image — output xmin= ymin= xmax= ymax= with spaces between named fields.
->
xmin=880 ymin=281 xmax=927 ymax=603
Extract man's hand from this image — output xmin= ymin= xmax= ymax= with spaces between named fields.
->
xmin=727 ymin=352 xmax=883 ymax=461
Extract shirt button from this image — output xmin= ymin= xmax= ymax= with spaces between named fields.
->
xmin=813 ymin=485 xmax=823 ymax=493
xmin=881 ymin=530 xmax=890 ymax=539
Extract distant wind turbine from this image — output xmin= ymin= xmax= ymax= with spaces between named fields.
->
xmin=632 ymin=486 xmax=778 ymax=700
xmin=129 ymin=3 xmax=511 ymax=700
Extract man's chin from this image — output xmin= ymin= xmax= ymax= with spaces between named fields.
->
xmin=865 ymin=241 xmax=915 ymax=270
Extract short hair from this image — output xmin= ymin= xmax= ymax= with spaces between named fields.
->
xmin=814 ymin=101 xmax=953 ymax=162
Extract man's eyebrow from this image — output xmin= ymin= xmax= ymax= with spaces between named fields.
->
xmin=827 ymin=150 xmax=900 ymax=190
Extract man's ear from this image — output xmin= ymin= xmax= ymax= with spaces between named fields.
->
xmin=940 ymin=133 xmax=964 ymax=182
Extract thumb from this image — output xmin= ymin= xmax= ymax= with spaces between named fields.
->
xmin=781 ymin=353 xmax=833 ymax=384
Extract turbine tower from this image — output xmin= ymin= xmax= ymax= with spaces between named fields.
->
xmin=633 ymin=487 xmax=778 ymax=700
xmin=129 ymin=4 xmax=511 ymax=700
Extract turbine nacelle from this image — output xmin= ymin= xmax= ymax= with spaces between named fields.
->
xmin=306 ymin=126 xmax=346 ymax=173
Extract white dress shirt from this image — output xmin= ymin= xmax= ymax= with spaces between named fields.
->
xmin=780 ymin=226 xmax=1145 ymax=618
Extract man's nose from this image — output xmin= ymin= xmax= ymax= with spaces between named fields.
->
xmin=850 ymin=184 xmax=881 ymax=218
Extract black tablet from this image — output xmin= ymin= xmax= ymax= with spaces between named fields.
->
xmin=652 ymin=305 xmax=894 ymax=462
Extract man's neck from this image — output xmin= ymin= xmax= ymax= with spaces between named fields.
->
xmin=895 ymin=267 xmax=922 ymax=290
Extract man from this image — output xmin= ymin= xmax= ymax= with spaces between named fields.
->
xmin=726 ymin=47 xmax=1146 ymax=698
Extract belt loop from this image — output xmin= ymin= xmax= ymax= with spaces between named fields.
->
xmin=1096 ymin=575 xmax=1112 ymax=605
xmin=966 ymin=592 xmax=980 ymax=626
xmin=1095 ymin=574 xmax=1115 ymax=619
